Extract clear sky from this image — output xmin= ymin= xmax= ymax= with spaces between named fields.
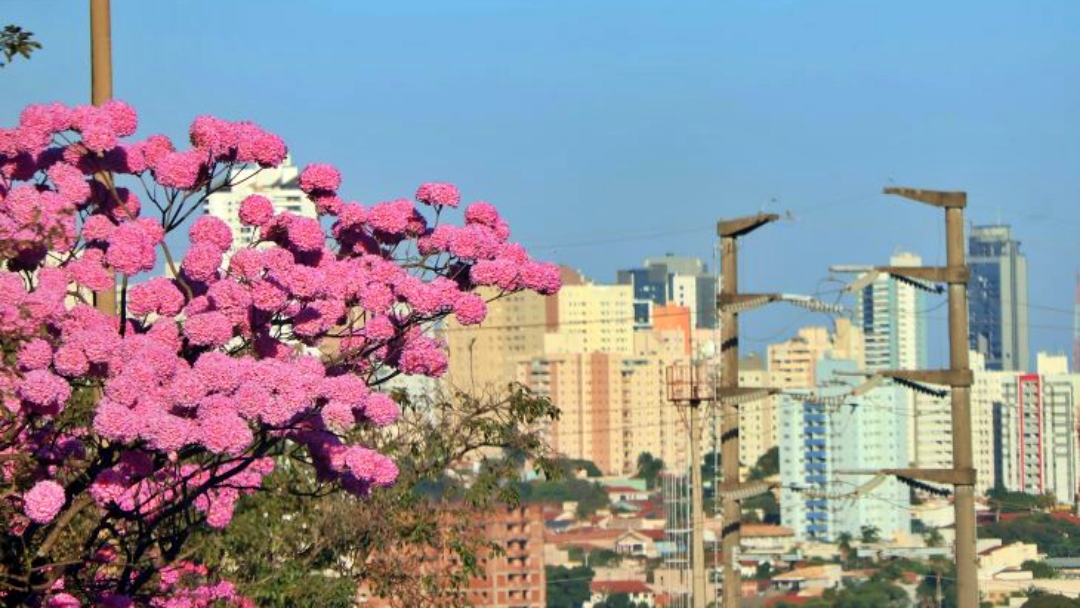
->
xmin=3 ymin=0 xmax=1078 ymax=364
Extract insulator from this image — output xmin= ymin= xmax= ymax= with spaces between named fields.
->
xmin=720 ymin=480 xmax=774 ymax=501
xmin=889 ymin=273 xmax=944 ymax=294
xmin=720 ymin=388 xmax=774 ymax=405
xmin=786 ymin=298 xmax=847 ymax=315
xmin=897 ymin=476 xmax=952 ymax=497
xmin=892 ymin=377 xmax=948 ymax=398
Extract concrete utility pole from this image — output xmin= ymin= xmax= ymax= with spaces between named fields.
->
xmin=873 ymin=187 xmax=977 ymax=607
xmin=716 ymin=213 xmax=778 ymax=608
xmin=90 ymin=0 xmax=116 ymax=317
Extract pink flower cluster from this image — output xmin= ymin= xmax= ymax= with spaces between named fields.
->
xmin=1 ymin=100 xmax=562 ymax=604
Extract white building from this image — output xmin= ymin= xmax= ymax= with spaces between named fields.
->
xmin=996 ymin=353 xmax=1080 ymax=505
xmin=913 ymin=351 xmax=1005 ymax=496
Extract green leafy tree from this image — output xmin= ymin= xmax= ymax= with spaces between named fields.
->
xmin=0 ymin=25 xmax=41 ymax=68
xmin=546 ymin=565 xmax=594 ymax=608
xmin=988 ymin=486 xmax=1057 ymax=513
xmin=830 ymin=579 xmax=908 ymax=608
xmin=917 ymin=560 xmax=957 ymax=608
xmin=748 ymin=446 xmax=780 ymax=480
xmin=516 ymin=477 xmax=610 ymax=519
xmin=1022 ymin=560 xmax=1060 ymax=579
xmin=860 ymin=525 xmax=881 ymax=544
xmin=187 ymin=384 xmax=561 ymax=607
xmin=1023 ymin=595 xmax=1080 ymax=607
xmin=982 ymin=514 xmax=1080 ymax=557
xmin=594 ymin=594 xmax=650 ymax=608
xmin=743 ymin=489 xmax=780 ymax=524
xmin=923 ymin=527 xmax=944 ymax=548
xmin=636 ymin=452 xmax=664 ymax=490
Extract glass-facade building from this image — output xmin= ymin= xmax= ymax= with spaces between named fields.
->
xmin=969 ymin=225 xmax=1029 ymax=372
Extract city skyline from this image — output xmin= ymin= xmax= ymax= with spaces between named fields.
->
xmin=2 ymin=1 xmax=1078 ymax=363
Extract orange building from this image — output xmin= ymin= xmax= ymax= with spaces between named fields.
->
xmin=652 ymin=303 xmax=692 ymax=355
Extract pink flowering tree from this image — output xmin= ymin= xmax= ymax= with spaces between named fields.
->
xmin=0 ymin=101 xmax=560 ymax=606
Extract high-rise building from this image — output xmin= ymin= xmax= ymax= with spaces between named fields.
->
xmin=1073 ymin=273 xmax=1080 ymax=373
xmin=516 ymin=349 xmax=688 ymax=476
xmin=617 ymin=255 xmax=718 ymax=329
xmin=969 ymin=225 xmax=1030 ymax=372
xmin=913 ymin=350 xmax=1003 ymax=496
xmin=204 ymin=156 xmax=316 ymax=256
xmin=766 ymin=320 xmax=865 ymax=390
xmin=852 ymin=251 xmax=928 ymax=373
xmin=995 ymin=353 xmax=1079 ymax=505
xmin=779 ymin=358 xmax=910 ymax=542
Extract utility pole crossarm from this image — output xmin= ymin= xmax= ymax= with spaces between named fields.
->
xmin=717 ymin=213 xmax=779 ymax=238
xmin=883 ymin=187 xmax=967 ymax=209
xmin=876 ymin=265 xmax=970 ymax=285
xmin=879 ymin=369 xmax=974 ymax=388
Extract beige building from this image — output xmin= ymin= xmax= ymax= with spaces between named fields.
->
xmin=767 ymin=320 xmax=864 ymax=390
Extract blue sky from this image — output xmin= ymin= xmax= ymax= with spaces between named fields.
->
xmin=3 ymin=0 xmax=1078 ymax=363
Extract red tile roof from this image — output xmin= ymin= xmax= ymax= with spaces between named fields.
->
xmin=590 ymin=580 xmax=653 ymax=595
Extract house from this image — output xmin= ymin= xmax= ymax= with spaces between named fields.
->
xmin=771 ymin=564 xmax=842 ymax=593
xmin=741 ymin=524 xmax=796 ymax=557
xmin=614 ymin=530 xmax=662 ymax=559
xmin=605 ymin=485 xmax=651 ymax=503
xmin=584 ymin=580 xmax=656 ymax=608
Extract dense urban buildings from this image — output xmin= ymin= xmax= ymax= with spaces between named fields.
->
xmin=617 ymin=255 xmax=719 ymax=330
xmin=968 ymin=224 xmax=1030 ymax=372
xmin=779 ymin=358 xmax=910 ymax=542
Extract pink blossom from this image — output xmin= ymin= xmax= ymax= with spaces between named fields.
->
xmin=361 ymin=393 xmax=399 ymax=426
xmin=367 ymin=199 xmax=426 ymax=237
xmin=415 ymin=182 xmax=461 ymax=208
xmin=23 ymin=480 xmax=66 ymax=524
xmin=181 ymin=242 xmax=223 ymax=282
xmin=228 ymin=248 xmax=263 ymax=280
xmin=286 ymin=216 xmax=325 ymax=252
xmin=153 ymin=150 xmax=205 ymax=189
xmin=18 ymin=369 xmax=71 ymax=414
xmin=68 ymin=248 xmax=115 ymax=292
xmin=520 ymin=261 xmax=562 ymax=295
xmin=82 ymin=214 xmax=116 ymax=241
xmin=198 ymin=413 xmax=252 ymax=456
xmin=189 ymin=115 xmax=238 ymax=158
xmin=312 ymin=193 xmax=343 ymax=216
xmin=397 ymin=336 xmax=448 ymax=377
xmin=46 ymin=592 xmax=81 ymax=608
xmin=189 ymin=215 xmax=234 ymax=252
xmin=105 ymin=220 xmax=161 ymax=276
xmin=183 ymin=311 xmax=234 ymax=348
xmin=48 ymin=162 xmax=91 ymax=205
xmin=53 ymin=345 xmax=90 ymax=378
xmin=453 ymin=293 xmax=488 ymax=325
xmin=250 ymin=280 xmax=287 ymax=312
xmin=101 ymin=100 xmax=138 ymax=137
xmin=238 ymin=194 xmax=274 ymax=227
xmin=298 ymin=163 xmax=341 ymax=194
xmin=18 ymin=339 xmax=53 ymax=371
xmin=236 ymin=123 xmax=287 ymax=167
xmin=127 ymin=278 xmax=186 ymax=317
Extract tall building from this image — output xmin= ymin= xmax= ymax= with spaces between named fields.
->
xmin=779 ymin=358 xmax=910 ymax=542
xmin=995 ymin=353 xmax=1079 ymax=505
xmin=969 ymin=225 xmax=1029 ymax=372
xmin=204 ymin=156 xmax=316 ymax=256
xmin=852 ymin=251 xmax=928 ymax=372
xmin=616 ymin=255 xmax=718 ymax=329
xmin=912 ymin=350 xmax=1003 ymax=496
xmin=767 ymin=320 xmax=865 ymax=390
xmin=443 ymin=267 xmax=583 ymax=392
xmin=1073 ymin=272 xmax=1080 ymax=373
xmin=517 ymin=349 xmax=688 ymax=476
